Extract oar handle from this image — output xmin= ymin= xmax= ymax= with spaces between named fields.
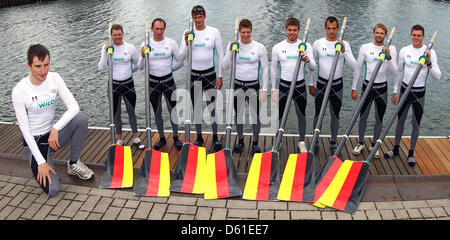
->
xmin=273 ymin=18 xmax=312 ymax=151
xmin=366 ymin=31 xmax=437 ymax=163
xmin=334 ymin=26 xmax=396 ymax=156
xmin=225 ymin=17 xmax=240 ymax=149
xmin=310 ymin=17 xmax=347 ymax=152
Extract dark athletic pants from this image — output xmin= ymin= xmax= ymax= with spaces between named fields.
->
xmin=190 ymin=67 xmax=218 ymax=137
xmin=358 ymin=80 xmax=387 ymax=146
xmin=313 ymin=77 xmax=343 ymax=143
xmin=23 ymin=113 xmax=88 ymax=196
xmin=149 ymin=73 xmax=179 ymax=138
xmin=394 ymin=83 xmax=426 ymax=152
xmin=112 ymin=77 xmax=138 ymax=135
xmin=279 ymin=79 xmax=307 ymax=141
xmin=233 ymin=79 xmax=260 ymax=141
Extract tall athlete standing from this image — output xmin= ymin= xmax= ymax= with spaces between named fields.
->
xmin=98 ymin=24 xmax=145 ymax=149
xmin=384 ymin=25 xmax=441 ymax=166
xmin=180 ymin=5 xmax=224 ymax=151
xmin=222 ymin=19 xmax=269 ymax=153
xmin=270 ymin=17 xmax=316 ymax=153
xmin=309 ymin=16 xmax=357 ymax=153
xmin=138 ymin=18 xmax=184 ymax=150
xmin=351 ymin=23 xmax=398 ymax=159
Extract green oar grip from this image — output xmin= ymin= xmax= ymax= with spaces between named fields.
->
xmin=298 ymin=42 xmax=307 ymax=53
xmin=334 ymin=42 xmax=343 ymax=52
xmin=378 ymin=51 xmax=387 ymax=62
xmin=145 ymin=45 xmax=151 ymax=54
xmin=188 ymin=32 xmax=195 ymax=41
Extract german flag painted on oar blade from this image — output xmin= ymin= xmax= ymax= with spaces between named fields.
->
xmin=99 ymin=144 xmax=133 ymax=189
xmin=316 ymin=160 xmax=370 ymax=213
xmin=243 ymin=151 xmax=280 ymax=201
xmin=277 ymin=151 xmax=315 ymax=202
xmin=311 ymin=155 xmax=343 ymax=208
xmin=134 ymin=149 xmax=170 ymax=197
xmin=204 ymin=149 xmax=241 ymax=199
xmin=170 ymin=143 xmax=206 ymax=194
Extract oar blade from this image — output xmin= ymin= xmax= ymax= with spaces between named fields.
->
xmin=317 ymin=160 xmax=370 ymax=213
xmin=277 ymin=151 xmax=315 ymax=202
xmin=204 ymin=149 xmax=242 ymax=199
xmin=134 ymin=149 xmax=170 ymax=197
xmin=170 ymin=142 xmax=207 ymax=194
xmin=243 ymin=151 xmax=281 ymax=201
xmin=311 ymin=155 xmax=343 ymax=207
xmin=100 ymin=144 xmax=133 ymax=189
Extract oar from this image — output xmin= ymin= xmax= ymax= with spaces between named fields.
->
xmin=134 ymin=22 xmax=170 ymax=197
xmin=276 ymin=18 xmax=315 ymax=203
xmin=317 ymin=32 xmax=438 ymax=214
xmin=243 ymin=18 xmax=311 ymax=201
xmin=205 ymin=17 xmax=242 ymax=200
xmin=312 ymin=27 xmax=396 ymax=208
xmin=100 ymin=22 xmax=133 ymax=189
xmin=170 ymin=9 xmax=207 ymax=194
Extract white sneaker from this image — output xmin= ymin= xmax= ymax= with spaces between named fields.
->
xmin=369 ymin=146 xmax=380 ymax=159
xmin=298 ymin=141 xmax=307 ymax=153
xmin=133 ymin=138 xmax=145 ymax=150
xmin=116 ymin=139 xmax=124 ymax=146
xmin=67 ymin=161 xmax=94 ymax=180
xmin=352 ymin=144 xmax=365 ymax=155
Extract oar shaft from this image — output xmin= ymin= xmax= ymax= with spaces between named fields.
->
xmin=334 ymin=27 xmax=395 ymax=156
xmin=107 ymin=22 xmax=116 ymax=144
xmin=144 ymin=22 xmax=152 ymax=148
xmin=273 ymin=18 xmax=311 ymax=151
xmin=226 ymin=17 xmax=240 ymax=149
xmin=185 ymin=17 xmax=194 ymax=143
xmin=310 ymin=17 xmax=347 ymax=151
xmin=366 ymin=32 xmax=437 ymax=163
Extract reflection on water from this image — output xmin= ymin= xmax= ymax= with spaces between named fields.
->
xmin=1 ymin=0 xmax=448 ymax=136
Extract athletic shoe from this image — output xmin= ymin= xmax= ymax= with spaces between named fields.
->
xmin=408 ymin=156 xmax=416 ymax=167
xmin=298 ymin=141 xmax=307 ymax=153
xmin=330 ymin=142 xmax=337 ymax=154
xmin=67 ymin=161 xmax=94 ymax=180
xmin=173 ymin=137 xmax=183 ymax=150
xmin=133 ymin=138 xmax=145 ymax=150
xmin=116 ymin=139 xmax=124 ymax=146
xmin=384 ymin=150 xmax=399 ymax=159
xmin=352 ymin=143 xmax=365 ymax=155
xmin=252 ymin=142 xmax=261 ymax=153
xmin=154 ymin=138 xmax=167 ymax=151
xmin=369 ymin=146 xmax=380 ymax=159
xmin=194 ymin=137 xmax=204 ymax=146
xmin=233 ymin=142 xmax=244 ymax=153
xmin=313 ymin=144 xmax=319 ymax=154
xmin=213 ymin=141 xmax=222 ymax=152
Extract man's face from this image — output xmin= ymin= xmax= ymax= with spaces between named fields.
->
xmin=28 ymin=55 xmax=50 ymax=83
xmin=111 ymin=29 xmax=124 ymax=45
xmin=411 ymin=29 xmax=424 ymax=48
xmin=286 ymin=25 xmax=299 ymax=42
xmin=373 ymin=27 xmax=387 ymax=44
xmin=325 ymin=21 xmax=338 ymax=39
xmin=239 ymin=27 xmax=252 ymax=43
xmin=192 ymin=13 xmax=206 ymax=27
xmin=151 ymin=21 xmax=165 ymax=39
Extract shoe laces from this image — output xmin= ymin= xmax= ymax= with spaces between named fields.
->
xmin=71 ymin=161 xmax=89 ymax=172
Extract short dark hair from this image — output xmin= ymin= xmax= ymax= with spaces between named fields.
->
xmin=411 ymin=24 xmax=424 ymax=35
xmin=239 ymin=19 xmax=252 ymax=31
xmin=27 ymin=44 xmax=50 ymax=65
xmin=152 ymin=18 xmax=166 ymax=29
xmin=373 ymin=23 xmax=387 ymax=34
xmin=325 ymin=16 xmax=339 ymax=28
xmin=191 ymin=5 xmax=206 ymax=16
xmin=285 ymin=17 xmax=300 ymax=29
xmin=110 ymin=24 xmax=123 ymax=34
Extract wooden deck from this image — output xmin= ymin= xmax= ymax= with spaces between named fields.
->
xmin=0 ymin=122 xmax=449 ymax=176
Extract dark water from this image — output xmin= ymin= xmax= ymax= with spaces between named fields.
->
xmin=1 ymin=0 xmax=449 ymax=136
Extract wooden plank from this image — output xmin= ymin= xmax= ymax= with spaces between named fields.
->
xmin=83 ymin=129 xmax=110 ymax=164
xmin=429 ymin=138 xmax=450 ymax=162
xmin=420 ymin=139 xmax=450 ymax=174
xmin=241 ymin=134 xmax=252 ymax=173
xmin=404 ymin=138 xmax=438 ymax=175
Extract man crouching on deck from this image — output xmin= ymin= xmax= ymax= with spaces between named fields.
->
xmin=12 ymin=44 xmax=94 ymax=196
